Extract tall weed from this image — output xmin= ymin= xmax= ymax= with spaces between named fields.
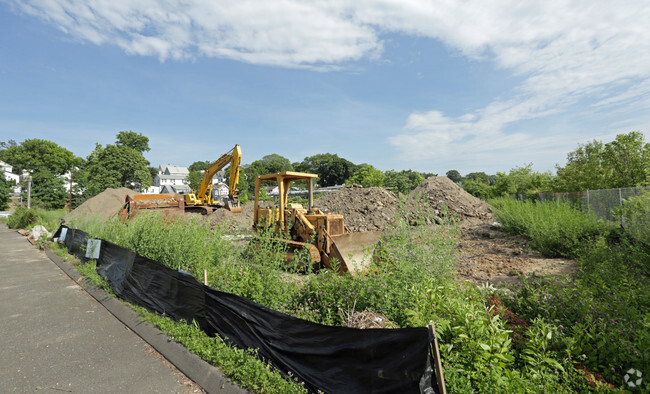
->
xmin=489 ymin=198 xmax=612 ymax=258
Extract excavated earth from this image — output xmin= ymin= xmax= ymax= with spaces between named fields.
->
xmin=65 ymin=179 xmax=576 ymax=285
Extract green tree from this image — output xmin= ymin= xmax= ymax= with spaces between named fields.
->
xmin=555 ymin=139 xmax=609 ymax=192
xmin=446 ymin=170 xmax=462 ymax=183
xmin=188 ymin=160 xmax=211 ymax=172
xmin=461 ymin=180 xmax=493 ymax=200
xmin=81 ymin=140 xmax=151 ymax=196
xmin=464 ymin=172 xmax=490 ymax=184
xmin=187 ymin=170 xmax=202 ymax=191
xmin=31 ymin=170 xmax=68 ymax=209
xmin=0 ymin=175 xmax=11 ymax=210
xmin=384 ymin=169 xmax=425 ymax=194
xmin=346 ymin=165 xmax=385 ymax=188
xmin=0 ymin=139 xmax=81 ymax=208
xmin=295 ymin=153 xmax=359 ymax=186
xmin=238 ymin=154 xmax=294 ymax=195
xmin=0 ymin=139 xmax=80 ymax=175
xmin=493 ymin=164 xmax=554 ymax=198
xmin=259 ymin=154 xmax=293 ymax=174
xmin=0 ymin=139 xmax=17 ymax=151
xmin=555 ymin=131 xmax=650 ymax=191
xmin=602 ymin=131 xmax=650 ymax=187
xmin=147 ymin=166 xmax=158 ymax=182
xmin=116 ymin=131 xmax=150 ymax=153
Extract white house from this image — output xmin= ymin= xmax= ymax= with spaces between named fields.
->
xmin=149 ymin=164 xmax=191 ymax=194
xmin=0 ymin=160 xmax=19 ymax=184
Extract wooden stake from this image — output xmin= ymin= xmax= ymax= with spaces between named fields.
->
xmin=203 ymin=269 xmax=208 ymax=285
xmin=429 ymin=323 xmax=447 ymax=394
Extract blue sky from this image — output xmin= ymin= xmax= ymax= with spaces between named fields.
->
xmin=1 ymin=1 xmax=649 ymax=176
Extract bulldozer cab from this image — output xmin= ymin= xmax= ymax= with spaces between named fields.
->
xmin=252 ymin=171 xmax=381 ymax=273
xmin=253 ymin=171 xmax=318 ymax=231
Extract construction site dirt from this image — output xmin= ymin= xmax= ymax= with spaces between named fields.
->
xmin=64 ymin=177 xmax=576 ymax=286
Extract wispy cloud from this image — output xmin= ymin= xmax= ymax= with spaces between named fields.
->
xmin=384 ymin=1 xmax=650 ymax=168
xmin=9 ymin=0 xmax=650 ymax=171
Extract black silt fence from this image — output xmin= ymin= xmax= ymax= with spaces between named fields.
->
xmin=53 ymin=225 xmax=437 ymax=394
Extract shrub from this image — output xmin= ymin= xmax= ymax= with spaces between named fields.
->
xmin=489 ymin=198 xmax=613 ymax=258
xmin=7 ymin=207 xmax=39 ymax=229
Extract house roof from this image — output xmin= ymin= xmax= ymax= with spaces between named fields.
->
xmin=156 ymin=174 xmax=188 ymax=180
xmin=159 ymin=164 xmax=189 ymax=176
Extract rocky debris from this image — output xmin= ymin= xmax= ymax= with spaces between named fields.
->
xmin=29 ymin=224 xmax=52 ymax=241
xmin=64 ymin=187 xmax=140 ymax=221
xmin=315 ymin=184 xmax=399 ymax=232
xmin=408 ymin=176 xmax=492 ymax=223
xmin=345 ymin=309 xmax=395 ymax=329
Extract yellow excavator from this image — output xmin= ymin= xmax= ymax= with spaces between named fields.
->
xmin=253 ymin=171 xmax=381 ymax=273
xmin=184 ymin=144 xmax=242 ymax=214
xmin=117 ymin=144 xmax=242 ymax=219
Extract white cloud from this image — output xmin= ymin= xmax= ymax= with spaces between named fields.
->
xmin=10 ymin=0 xmax=650 ymax=171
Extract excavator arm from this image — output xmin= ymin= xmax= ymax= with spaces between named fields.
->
xmin=185 ymin=144 xmax=242 ymax=212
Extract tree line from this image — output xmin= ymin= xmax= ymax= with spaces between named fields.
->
xmin=446 ymin=131 xmax=650 ymax=199
xmin=1 ymin=130 xmax=648 ymax=210
xmin=0 ymin=132 xmax=433 ymax=209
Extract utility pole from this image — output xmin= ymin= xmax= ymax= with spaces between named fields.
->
xmin=27 ymin=176 xmax=32 ymax=209
xmin=68 ymin=169 xmax=73 ymax=212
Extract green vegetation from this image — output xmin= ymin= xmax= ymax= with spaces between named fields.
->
xmin=345 ymin=164 xmax=385 ymax=188
xmin=81 ymin=132 xmax=152 ymax=196
xmin=6 ymin=207 xmax=66 ymax=232
xmin=0 ymin=175 xmax=11 ymax=210
xmin=489 ymin=198 xmax=616 ymax=258
xmin=9 ymin=195 xmax=640 ymax=391
xmin=491 ymin=199 xmax=650 ymax=389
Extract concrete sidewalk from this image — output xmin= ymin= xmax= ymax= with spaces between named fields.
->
xmin=0 ymin=224 xmax=242 ymax=393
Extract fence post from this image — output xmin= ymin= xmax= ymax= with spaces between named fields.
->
xmin=428 ymin=323 xmax=447 ymax=394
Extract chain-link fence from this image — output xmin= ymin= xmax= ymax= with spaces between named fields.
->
xmin=535 ymin=187 xmax=650 ymax=244
xmin=536 ymin=187 xmax=649 ymax=221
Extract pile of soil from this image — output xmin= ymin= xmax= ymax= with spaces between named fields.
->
xmin=408 ymin=176 xmax=493 ymax=224
xmin=64 ymin=187 xmax=139 ymax=221
xmin=315 ymin=184 xmax=399 ymax=232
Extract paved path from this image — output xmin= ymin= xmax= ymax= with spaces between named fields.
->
xmin=0 ymin=224 xmax=198 ymax=393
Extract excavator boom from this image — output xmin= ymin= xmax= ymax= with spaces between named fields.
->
xmin=185 ymin=144 xmax=242 ymax=213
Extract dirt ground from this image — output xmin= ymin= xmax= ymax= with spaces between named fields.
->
xmin=65 ymin=180 xmax=577 ymax=285
xmin=456 ymin=220 xmax=576 ymax=285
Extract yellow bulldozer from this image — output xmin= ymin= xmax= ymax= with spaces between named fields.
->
xmin=253 ymin=171 xmax=381 ymax=273
xmin=117 ymin=144 xmax=242 ymax=219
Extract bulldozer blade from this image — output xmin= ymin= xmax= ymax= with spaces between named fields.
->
xmin=330 ymin=231 xmax=382 ymax=273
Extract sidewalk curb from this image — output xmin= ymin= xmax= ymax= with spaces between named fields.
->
xmin=44 ymin=247 xmax=246 ymax=394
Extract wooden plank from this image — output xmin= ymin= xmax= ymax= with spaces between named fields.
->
xmin=429 ymin=323 xmax=447 ymax=394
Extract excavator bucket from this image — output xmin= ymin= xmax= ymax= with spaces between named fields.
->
xmin=329 ymin=231 xmax=382 ymax=273
xmin=224 ymin=199 xmax=242 ymax=213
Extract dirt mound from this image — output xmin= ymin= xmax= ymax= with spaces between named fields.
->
xmin=65 ymin=187 xmax=139 ymax=221
xmin=409 ymin=176 xmax=492 ymax=223
xmin=205 ymin=201 xmax=257 ymax=231
xmin=315 ymin=184 xmax=399 ymax=232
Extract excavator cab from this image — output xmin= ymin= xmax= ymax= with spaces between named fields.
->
xmin=184 ymin=144 xmax=242 ymax=214
xmin=253 ymin=171 xmax=381 ymax=273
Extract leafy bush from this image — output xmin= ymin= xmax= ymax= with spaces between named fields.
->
xmin=7 ymin=207 xmax=39 ymax=229
xmin=7 ymin=207 xmax=66 ymax=231
xmin=489 ymin=198 xmax=613 ymax=258
xmin=614 ymin=190 xmax=650 ymax=245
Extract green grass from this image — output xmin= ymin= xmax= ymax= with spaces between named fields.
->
xmin=488 ymin=198 xmax=615 ymax=258
xmin=6 ymin=207 xmax=66 ymax=233
xmin=31 ymin=199 xmax=649 ymax=391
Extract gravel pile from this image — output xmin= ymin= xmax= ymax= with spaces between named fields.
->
xmin=408 ymin=176 xmax=492 ymax=223
xmin=315 ymin=184 xmax=399 ymax=232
